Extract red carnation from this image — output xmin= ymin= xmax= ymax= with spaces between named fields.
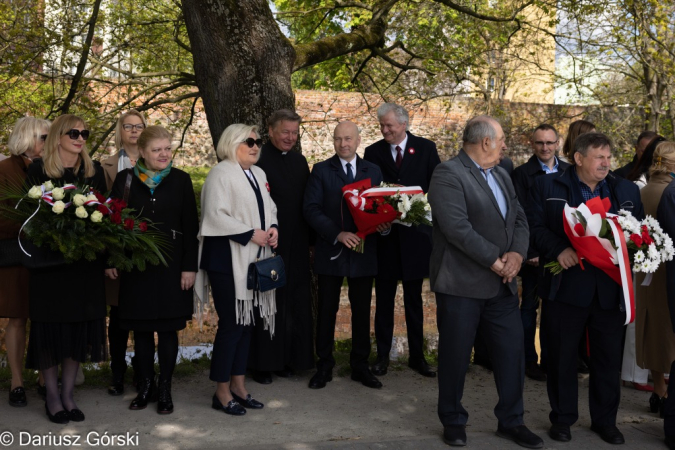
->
xmin=110 ymin=212 xmax=122 ymax=224
xmin=124 ymin=218 xmax=134 ymax=231
xmin=642 ymin=231 xmax=654 ymax=246
xmin=630 ymin=233 xmax=643 ymax=247
xmin=94 ymin=191 xmax=106 ymax=203
xmin=139 ymin=222 xmax=148 ymax=232
xmin=573 ymin=223 xmax=585 ymax=236
xmin=97 ymin=205 xmax=110 ymax=215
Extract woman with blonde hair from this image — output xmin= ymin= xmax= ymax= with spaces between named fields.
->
xmin=24 ymin=114 xmax=107 ymax=424
xmin=0 ymin=116 xmax=50 ymax=407
xmin=106 ymin=125 xmax=199 ymax=414
xmin=635 ymin=141 xmax=675 ymax=415
xmin=196 ymin=123 xmax=278 ymax=416
xmin=101 ymin=109 xmax=147 ymax=397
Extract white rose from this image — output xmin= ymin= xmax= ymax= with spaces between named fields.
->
xmin=51 ymin=187 xmax=65 ymax=201
xmin=75 ymin=206 xmax=88 ymax=219
xmin=27 ymin=185 xmax=42 ymax=199
xmin=90 ymin=210 xmax=103 ymax=223
xmin=52 ymin=201 xmax=65 ymax=214
xmin=86 ymin=193 xmax=98 ymax=202
xmin=73 ymin=194 xmax=87 ymax=206
xmin=43 ymin=181 xmax=54 ymax=191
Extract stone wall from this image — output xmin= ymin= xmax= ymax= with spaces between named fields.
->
xmin=143 ymin=90 xmax=635 ymax=170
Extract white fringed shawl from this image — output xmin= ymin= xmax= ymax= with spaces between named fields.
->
xmin=194 ymin=159 xmax=278 ymax=336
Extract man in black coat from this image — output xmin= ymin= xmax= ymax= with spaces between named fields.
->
xmin=303 ymin=121 xmax=384 ymax=390
xmin=250 ymin=110 xmax=315 ymax=384
xmin=511 ymin=124 xmax=570 ymax=382
xmin=527 ymin=132 xmax=644 ymax=445
xmin=614 ymin=130 xmax=657 ymax=178
xmin=363 ymin=103 xmax=441 ymax=378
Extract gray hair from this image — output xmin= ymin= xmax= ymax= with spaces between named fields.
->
xmin=7 ymin=117 xmax=51 ymax=156
xmin=377 ymin=103 xmax=409 ymax=130
xmin=462 ymin=116 xmax=497 ymax=144
xmin=216 ymin=124 xmax=259 ymax=162
xmin=267 ymin=109 xmax=301 ymax=128
xmin=574 ymin=132 xmax=613 ymax=158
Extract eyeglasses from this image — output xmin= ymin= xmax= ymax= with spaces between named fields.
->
xmin=241 ymin=138 xmax=263 ymax=148
xmin=534 ymin=141 xmax=557 ymax=147
xmin=39 ymin=134 xmax=48 ymax=141
xmin=122 ymin=124 xmax=145 ymax=132
xmin=64 ymin=129 xmax=90 ymax=140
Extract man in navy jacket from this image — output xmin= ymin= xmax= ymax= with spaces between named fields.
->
xmin=303 ymin=121 xmax=384 ymax=390
xmin=363 ymin=103 xmax=441 ymax=378
xmin=527 ymin=132 xmax=644 ymax=445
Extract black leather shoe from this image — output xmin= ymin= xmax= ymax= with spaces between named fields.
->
xmin=108 ymin=379 xmax=124 ymax=396
xmin=157 ymin=379 xmax=174 ymax=414
xmin=129 ymin=377 xmax=157 ymax=410
xmin=443 ymin=425 xmax=467 ymax=446
xmin=590 ymin=424 xmax=625 ymax=444
xmin=650 ymin=392 xmax=663 ymax=413
xmin=67 ymin=408 xmax=85 ymax=422
xmin=525 ymin=362 xmax=547 ymax=381
xmin=231 ymin=391 xmax=264 ymax=409
xmin=274 ymin=367 xmax=293 ymax=378
xmin=252 ymin=370 xmax=273 ymax=384
xmin=308 ymin=370 xmax=332 ymax=389
xmin=351 ymin=369 xmax=383 ymax=389
xmin=212 ymin=395 xmax=246 ymax=416
xmin=665 ymin=435 xmax=675 ymax=450
xmin=9 ymin=387 xmax=27 ymax=407
xmin=45 ymin=404 xmax=70 ymax=424
xmin=409 ymin=359 xmax=437 ymax=378
xmin=37 ymin=383 xmax=46 ymax=400
xmin=371 ymin=356 xmax=389 ymax=376
xmin=549 ymin=423 xmax=571 ymax=442
xmin=496 ymin=424 xmax=544 ymax=449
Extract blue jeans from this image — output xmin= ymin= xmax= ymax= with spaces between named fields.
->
xmin=520 ymin=267 xmax=545 ymax=365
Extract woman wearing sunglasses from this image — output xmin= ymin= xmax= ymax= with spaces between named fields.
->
xmin=24 ymin=114 xmax=107 ymax=424
xmin=101 ymin=109 xmax=147 ymax=398
xmin=105 ymin=126 xmax=199 ymax=415
xmin=195 ymin=124 xmax=278 ymax=416
xmin=0 ymin=117 xmax=50 ymax=408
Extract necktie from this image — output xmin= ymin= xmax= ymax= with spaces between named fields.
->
xmin=346 ymin=162 xmax=354 ymax=183
xmin=395 ymin=146 xmax=403 ymax=169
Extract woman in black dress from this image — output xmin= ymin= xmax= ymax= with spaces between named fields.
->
xmin=105 ymin=126 xmax=199 ymax=414
xmin=25 ymin=114 xmax=107 ymax=424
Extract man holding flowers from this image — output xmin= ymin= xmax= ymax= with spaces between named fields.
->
xmin=527 ymin=132 xmax=644 ymax=445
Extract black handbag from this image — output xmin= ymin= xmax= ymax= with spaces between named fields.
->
xmin=247 ymin=246 xmax=286 ymax=292
xmin=0 ymin=238 xmax=22 ymax=267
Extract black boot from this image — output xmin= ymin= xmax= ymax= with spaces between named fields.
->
xmin=107 ymin=373 xmax=125 ymax=396
xmin=157 ymin=378 xmax=173 ymax=415
xmin=129 ymin=377 xmax=157 ymax=410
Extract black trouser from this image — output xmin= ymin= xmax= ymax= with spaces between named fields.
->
xmin=315 ymin=274 xmax=373 ymax=373
xmin=374 ymin=277 xmax=425 ymax=363
xmin=544 ymin=296 xmax=625 ymax=426
xmin=664 ymin=360 xmax=675 ymax=437
xmin=209 ymin=271 xmax=252 ymax=383
xmin=134 ymin=330 xmax=178 ymax=382
xmin=436 ymin=285 xmax=525 ymax=428
xmin=108 ymin=306 xmax=129 ymax=379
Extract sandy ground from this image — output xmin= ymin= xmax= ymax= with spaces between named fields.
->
xmin=0 ymin=364 xmax=666 ymax=450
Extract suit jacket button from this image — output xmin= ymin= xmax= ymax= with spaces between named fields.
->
xmin=397 ymin=178 xmax=401 ymax=182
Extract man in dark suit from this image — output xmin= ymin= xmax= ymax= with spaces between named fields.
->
xmin=528 ymin=132 xmax=644 ymax=445
xmin=614 ymin=130 xmax=657 ymax=178
xmin=250 ymin=109 xmax=314 ymax=384
xmin=303 ymin=121 xmax=384 ymax=390
xmin=429 ymin=116 xmax=543 ymax=448
xmin=363 ymin=103 xmax=441 ymax=378
xmin=511 ymin=124 xmax=570 ymax=382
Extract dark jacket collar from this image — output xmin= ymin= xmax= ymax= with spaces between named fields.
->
xmin=523 ymin=154 xmax=570 ymax=176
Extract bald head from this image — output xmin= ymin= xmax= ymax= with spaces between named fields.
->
xmin=333 ymin=121 xmax=361 ymax=160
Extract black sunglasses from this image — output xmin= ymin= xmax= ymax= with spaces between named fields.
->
xmin=64 ymin=129 xmax=90 ymax=140
xmin=241 ymin=138 xmax=263 ymax=148
xmin=39 ymin=134 xmax=48 ymax=141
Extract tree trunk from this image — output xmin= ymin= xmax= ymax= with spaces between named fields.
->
xmin=181 ymin=0 xmax=296 ymax=150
